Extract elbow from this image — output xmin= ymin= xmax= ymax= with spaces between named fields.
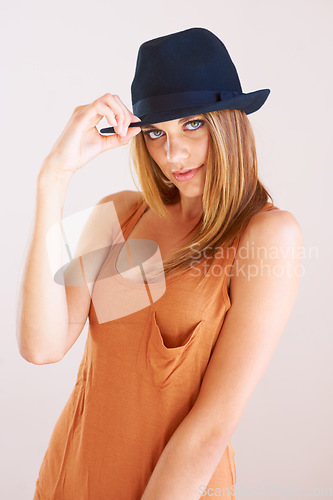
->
xmin=185 ymin=408 xmax=237 ymax=457
xmin=22 ymin=353 xmax=63 ymax=365
xmin=189 ymin=408 xmax=239 ymax=456
xmin=16 ymin=331 xmax=64 ymax=365
xmin=18 ymin=347 xmax=63 ymax=365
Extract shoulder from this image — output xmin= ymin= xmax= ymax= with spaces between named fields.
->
xmin=237 ymin=208 xmax=303 ymax=251
xmin=228 ymin=208 xmax=304 ymax=304
xmin=71 ymin=190 xmax=143 ymax=259
xmin=227 ymin=208 xmax=303 ymax=290
xmin=97 ymin=190 xmax=144 ymax=221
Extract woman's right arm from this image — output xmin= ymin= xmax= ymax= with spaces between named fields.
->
xmin=16 ymin=94 xmax=142 ymax=364
xmin=16 ymin=162 xmax=75 ymax=364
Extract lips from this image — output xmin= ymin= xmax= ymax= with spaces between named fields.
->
xmin=172 ymin=168 xmax=194 ymax=175
xmin=172 ymin=164 xmax=203 ymax=182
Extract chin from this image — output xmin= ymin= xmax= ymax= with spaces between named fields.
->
xmin=179 ymin=177 xmax=206 ymax=198
xmin=178 ymin=184 xmax=205 ymax=198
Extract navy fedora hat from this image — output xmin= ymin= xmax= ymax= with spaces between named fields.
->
xmin=100 ymin=27 xmax=270 ymax=134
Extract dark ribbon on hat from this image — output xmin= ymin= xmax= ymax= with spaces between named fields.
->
xmin=133 ymin=90 xmax=242 ymax=116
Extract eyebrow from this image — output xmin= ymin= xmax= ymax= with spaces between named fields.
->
xmin=141 ymin=115 xmax=202 ymax=130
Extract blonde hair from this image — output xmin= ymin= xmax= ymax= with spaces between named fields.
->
xmin=129 ymin=109 xmax=273 ymax=284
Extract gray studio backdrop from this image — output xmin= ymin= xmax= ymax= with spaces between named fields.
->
xmin=1 ymin=0 xmax=332 ymax=498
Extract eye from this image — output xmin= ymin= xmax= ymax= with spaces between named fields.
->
xmin=143 ymin=129 xmax=164 ymax=140
xmin=185 ymin=120 xmax=204 ymax=130
xmin=142 ymin=119 xmax=205 ymax=141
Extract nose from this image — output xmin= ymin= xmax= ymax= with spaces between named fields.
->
xmin=165 ymin=135 xmax=190 ymax=162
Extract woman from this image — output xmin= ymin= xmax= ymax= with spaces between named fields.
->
xmin=18 ymin=28 xmax=303 ymax=499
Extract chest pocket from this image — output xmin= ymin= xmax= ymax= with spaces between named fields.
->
xmin=135 ymin=306 xmax=205 ymax=390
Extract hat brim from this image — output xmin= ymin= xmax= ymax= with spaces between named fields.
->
xmin=99 ymin=89 xmax=270 ymax=134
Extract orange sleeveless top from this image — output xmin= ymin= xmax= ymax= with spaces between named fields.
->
xmin=33 ymin=198 xmax=280 ymax=499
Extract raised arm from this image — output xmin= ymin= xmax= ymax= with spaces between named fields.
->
xmin=16 ymin=94 xmax=141 ymax=364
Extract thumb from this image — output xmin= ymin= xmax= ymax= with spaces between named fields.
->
xmin=100 ymin=124 xmax=141 ymax=152
xmin=132 ymin=114 xmax=142 ymax=122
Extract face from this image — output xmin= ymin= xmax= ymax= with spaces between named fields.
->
xmin=141 ymin=115 xmax=210 ymax=198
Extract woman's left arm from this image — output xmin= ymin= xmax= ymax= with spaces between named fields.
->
xmin=140 ymin=210 xmax=304 ymax=500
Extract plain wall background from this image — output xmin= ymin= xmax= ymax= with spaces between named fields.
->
xmin=1 ymin=0 xmax=332 ymax=498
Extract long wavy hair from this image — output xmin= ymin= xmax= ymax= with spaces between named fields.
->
xmin=129 ymin=109 xmax=273 ymax=285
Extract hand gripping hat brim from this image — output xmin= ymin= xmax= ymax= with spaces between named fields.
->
xmin=100 ymin=27 xmax=270 ymax=134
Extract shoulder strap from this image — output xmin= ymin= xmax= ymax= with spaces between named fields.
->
xmin=112 ymin=196 xmax=148 ymax=244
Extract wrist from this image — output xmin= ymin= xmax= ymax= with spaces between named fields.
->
xmin=38 ymin=156 xmax=74 ymax=187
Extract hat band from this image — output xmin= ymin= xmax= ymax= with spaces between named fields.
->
xmin=133 ymin=90 xmax=242 ymax=116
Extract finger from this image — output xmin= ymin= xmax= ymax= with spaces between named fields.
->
xmin=111 ymin=95 xmax=135 ymax=137
xmin=102 ymin=94 xmax=142 ymax=134
xmin=94 ymin=102 xmax=118 ymax=128
xmin=131 ymin=114 xmax=142 ymax=126
xmin=99 ymin=123 xmax=141 ymax=153
xmin=89 ymin=94 xmax=124 ymax=136
xmin=98 ymin=94 xmax=126 ymax=136
xmin=100 ymin=94 xmax=127 ymax=136
xmin=74 ymin=96 xmax=123 ymax=133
